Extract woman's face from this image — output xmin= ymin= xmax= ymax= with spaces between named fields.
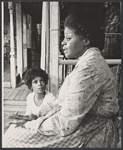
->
xmin=61 ymin=27 xmax=85 ymax=59
xmin=32 ymin=76 xmax=46 ymax=94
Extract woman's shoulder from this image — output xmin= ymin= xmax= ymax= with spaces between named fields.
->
xmin=45 ymin=90 xmax=55 ymax=98
xmin=79 ymin=48 xmax=105 ymax=66
xmin=75 ymin=47 xmax=101 ymax=68
xmin=26 ymin=92 xmax=34 ymax=101
xmin=45 ymin=90 xmax=56 ymax=101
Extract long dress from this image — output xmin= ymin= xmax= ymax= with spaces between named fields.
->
xmin=3 ymin=47 xmax=120 ymax=148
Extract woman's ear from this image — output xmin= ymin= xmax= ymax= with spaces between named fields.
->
xmin=84 ymin=38 xmax=90 ymax=46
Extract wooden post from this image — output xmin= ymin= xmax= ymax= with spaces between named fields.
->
xmin=45 ymin=2 xmax=50 ymax=76
xmin=41 ymin=2 xmax=50 ymax=91
xmin=16 ymin=2 xmax=23 ymax=79
xmin=40 ymin=2 xmax=46 ymax=70
xmin=27 ymin=15 xmax=32 ymax=49
xmin=2 ymin=1 xmax=4 ymax=138
xmin=49 ymin=2 xmax=59 ymax=95
xmin=41 ymin=2 xmax=49 ymax=70
xmin=2 ymin=2 xmax=4 ymax=70
xmin=59 ymin=55 xmax=64 ymax=87
xmin=8 ymin=2 xmax=16 ymax=88
xmin=27 ymin=14 xmax=32 ymax=69
xmin=23 ymin=12 xmax=27 ymax=72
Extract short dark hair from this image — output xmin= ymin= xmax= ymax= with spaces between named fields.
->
xmin=64 ymin=12 xmax=103 ymax=48
xmin=24 ymin=68 xmax=48 ymax=89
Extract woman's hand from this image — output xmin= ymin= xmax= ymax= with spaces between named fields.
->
xmin=29 ymin=114 xmax=38 ymax=120
xmin=6 ymin=119 xmax=27 ymax=128
xmin=24 ymin=117 xmax=45 ymax=130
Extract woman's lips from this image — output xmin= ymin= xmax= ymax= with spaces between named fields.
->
xmin=38 ymin=88 xmax=43 ymax=90
xmin=62 ymin=47 xmax=68 ymax=54
xmin=63 ymin=47 xmax=67 ymax=51
xmin=64 ymin=50 xmax=68 ymax=53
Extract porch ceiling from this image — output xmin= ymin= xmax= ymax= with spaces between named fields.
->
xmin=22 ymin=2 xmax=42 ymax=23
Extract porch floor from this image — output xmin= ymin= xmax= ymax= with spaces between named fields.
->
xmin=3 ymin=82 xmax=31 ymax=133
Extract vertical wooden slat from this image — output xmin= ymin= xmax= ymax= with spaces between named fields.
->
xmin=27 ymin=14 xmax=32 ymax=69
xmin=16 ymin=2 xmax=23 ymax=78
xmin=49 ymin=2 xmax=59 ymax=95
xmin=41 ymin=2 xmax=50 ymax=90
xmin=45 ymin=2 xmax=50 ymax=73
xmin=27 ymin=15 xmax=32 ymax=49
xmin=41 ymin=2 xmax=47 ymax=70
xmin=45 ymin=2 xmax=50 ymax=91
xmin=2 ymin=2 xmax=4 ymax=87
xmin=59 ymin=55 xmax=64 ymax=88
xmin=2 ymin=2 xmax=4 ymax=70
xmin=23 ymin=12 xmax=27 ymax=72
xmin=2 ymin=1 xmax=4 ymax=140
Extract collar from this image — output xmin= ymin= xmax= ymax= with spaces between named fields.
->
xmin=75 ymin=47 xmax=101 ymax=68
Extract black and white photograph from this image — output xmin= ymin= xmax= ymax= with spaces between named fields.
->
xmin=2 ymin=1 xmax=121 ymax=148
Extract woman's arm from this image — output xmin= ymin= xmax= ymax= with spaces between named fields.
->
xmin=24 ymin=104 xmax=61 ymax=130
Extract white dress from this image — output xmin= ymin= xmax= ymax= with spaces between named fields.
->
xmin=25 ymin=90 xmax=56 ymax=117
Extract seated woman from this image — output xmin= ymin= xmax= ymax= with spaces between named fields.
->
xmin=6 ymin=68 xmax=60 ymax=129
xmin=3 ymin=11 xmax=120 ymax=148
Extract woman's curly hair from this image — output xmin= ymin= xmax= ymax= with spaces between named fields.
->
xmin=24 ymin=68 xmax=48 ymax=89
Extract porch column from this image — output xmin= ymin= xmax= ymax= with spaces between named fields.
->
xmin=45 ymin=2 xmax=50 ymax=91
xmin=2 ymin=1 xmax=4 ymax=138
xmin=23 ymin=12 xmax=27 ymax=72
xmin=49 ymin=2 xmax=59 ymax=95
xmin=27 ymin=14 xmax=32 ymax=69
xmin=16 ymin=2 xmax=23 ymax=79
xmin=8 ymin=2 xmax=16 ymax=88
xmin=2 ymin=2 xmax=4 ymax=67
xmin=41 ymin=2 xmax=50 ymax=90
xmin=40 ymin=2 xmax=50 ymax=71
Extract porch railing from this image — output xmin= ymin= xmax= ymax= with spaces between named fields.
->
xmin=59 ymin=59 xmax=121 ymax=65
xmin=58 ymin=57 xmax=121 ymax=88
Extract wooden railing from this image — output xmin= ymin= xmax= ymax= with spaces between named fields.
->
xmin=59 ymin=59 xmax=121 ymax=65
xmin=58 ymin=57 xmax=121 ymax=88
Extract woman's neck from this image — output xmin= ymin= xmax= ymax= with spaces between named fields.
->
xmin=35 ymin=91 xmax=45 ymax=101
xmin=34 ymin=92 xmax=45 ymax=107
xmin=83 ymin=45 xmax=91 ymax=53
xmin=76 ymin=46 xmax=91 ymax=59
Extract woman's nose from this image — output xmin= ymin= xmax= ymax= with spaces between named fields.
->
xmin=61 ymin=39 xmax=66 ymax=47
xmin=38 ymin=81 xmax=42 ymax=86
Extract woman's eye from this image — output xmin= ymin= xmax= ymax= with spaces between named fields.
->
xmin=32 ymin=79 xmax=45 ymax=84
xmin=41 ymin=80 xmax=45 ymax=83
xmin=33 ymin=81 xmax=37 ymax=84
xmin=39 ymin=80 xmax=44 ymax=83
xmin=66 ymin=37 xmax=71 ymax=41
